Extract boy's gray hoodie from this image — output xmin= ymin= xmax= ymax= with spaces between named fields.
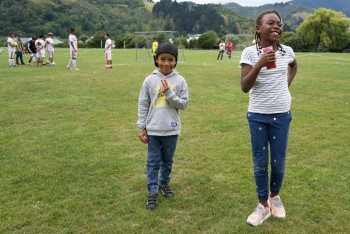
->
xmin=137 ymin=69 xmax=189 ymax=136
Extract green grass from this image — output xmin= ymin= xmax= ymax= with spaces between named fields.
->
xmin=1 ymin=48 xmax=349 ymax=233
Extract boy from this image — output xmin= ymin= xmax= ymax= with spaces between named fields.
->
xmin=45 ymin=32 xmax=55 ymax=66
xmin=7 ymin=32 xmax=16 ymax=67
xmin=137 ymin=42 xmax=189 ymax=210
xmin=27 ymin=37 xmax=37 ymax=65
xmin=67 ymin=28 xmax=79 ymax=70
xmin=104 ymin=33 xmax=112 ymax=69
xmin=35 ymin=35 xmax=46 ymax=67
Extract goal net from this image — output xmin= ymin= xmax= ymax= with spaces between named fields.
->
xmin=134 ymin=31 xmax=184 ymax=62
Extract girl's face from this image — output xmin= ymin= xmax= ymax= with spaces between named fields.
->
xmin=256 ymin=13 xmax=283 ymax=44
xmin=156 ymin=53 xmax=176 ymax=75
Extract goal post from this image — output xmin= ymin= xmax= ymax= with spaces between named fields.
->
xmin=134 ymin=31 xmax=184 ymax=62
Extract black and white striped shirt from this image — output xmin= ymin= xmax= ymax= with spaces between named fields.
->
xmin=240 ymin=44 xmax=295 ymax=114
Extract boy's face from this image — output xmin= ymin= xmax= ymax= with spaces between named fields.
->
xmin=156 ymin=53 xmax=176 ymax=76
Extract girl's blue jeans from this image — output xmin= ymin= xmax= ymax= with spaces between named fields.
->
xmin=147 ymin=135 xmax=178 ymax=193
xmin=247 ymin=111 xmax=292 ymax=202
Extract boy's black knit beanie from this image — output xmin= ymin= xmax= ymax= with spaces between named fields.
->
xmin=155 ymin=42 xmax=178 ymax=67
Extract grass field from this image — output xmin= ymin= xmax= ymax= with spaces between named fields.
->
xmin=1 ymin=48 xmax=349 ymax=233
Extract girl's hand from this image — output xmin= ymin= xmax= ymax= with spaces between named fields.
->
xmin=161 ymin=79 xmax=170 ymax=93
xmin=138 ymin=129 xmax=148 ymax=144
xmin=258 ymin=50 xmax=276 ymax=68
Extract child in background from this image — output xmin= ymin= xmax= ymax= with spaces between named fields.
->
xmin=7 ymin=32 xmax=16 ymax=67
xmin=35 ymin=35 xmax=46 ymax=68
xmin=27 ymin=37 xmax=37 ymax=65
xmin=137 ymin=42 xmax=189 ymax=210
xmin=151 ymin=37 xmax=158 ymax=65
xmin=104 ymin=33 xmax=112 ymax=69
xmin=239 ymin=10 xmax=298 ymax=226
xmin=217 ymin=40 xmax=225 ymax=60
xmin=226 ymin=40 xmax=233 ymax=60
xmin=67 ymin=28 xmax=79 ymax=70
xmin=45 ymin=32 xmax=55 ymax=66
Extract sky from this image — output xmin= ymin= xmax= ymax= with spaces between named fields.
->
xmin=153 ymin=0 xmax=291 ymax=7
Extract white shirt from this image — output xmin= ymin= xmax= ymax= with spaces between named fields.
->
xmin=35 ymin=39 xmax=46 ymax=52
xmin=69 ymin=34 xmax=77 ymax=51
xmin=7 ymin=37 xmax=16 ymax=52
xmin=219 ymin=42 xmax=225 ymax=51
xmin=240 ymin=44 xmax=295 ymax=114
xmin=46 ymin=38 xmax=54 ymax=51
xmin=105 ymin=38 xmax=112 ymax=52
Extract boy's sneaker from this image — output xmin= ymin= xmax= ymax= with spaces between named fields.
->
xmin=247 ymin=203 xmax=271 ymax=226
xmin=268 ymin=194 xmax=286 ymax=218
xmin=146 ymin=193 xmax=158 ymax=210
xmin=159 ymin=184 xmax=174 ymax=197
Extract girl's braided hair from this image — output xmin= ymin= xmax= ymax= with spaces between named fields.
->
xmin=255 ymin=10 xmax=286 ymax=57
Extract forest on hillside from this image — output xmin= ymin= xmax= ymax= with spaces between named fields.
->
xmin=0 ymin=0 xmax=254 ymax=38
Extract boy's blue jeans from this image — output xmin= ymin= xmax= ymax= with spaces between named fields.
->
xmin=247 ymin=111 xmax=292 ymax=202
xmin=147 ymin=135 xmax=178 ymax=193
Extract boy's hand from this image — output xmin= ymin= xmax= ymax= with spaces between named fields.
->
xmin=138 ymin=129 xmax=148 ymax=144
xmin=161 ymin=80 xmax=170 ymax=93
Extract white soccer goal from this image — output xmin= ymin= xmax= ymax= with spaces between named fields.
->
xmin=134 ymin=31 xmax=185 ymax=62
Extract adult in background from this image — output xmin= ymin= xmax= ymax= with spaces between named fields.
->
xmin=27 ymin=37 xmax=37 ymax=65
xmin=67 ymin=28 xmax=79 ymax=70
xmin=7 ymin=32 xmax=16 ymax=67
xmin=15 ymin=34 xmax=25 ymax=65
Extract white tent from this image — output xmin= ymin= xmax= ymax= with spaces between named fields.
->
xmin=18 ymin=37 xmax=64 ymax=44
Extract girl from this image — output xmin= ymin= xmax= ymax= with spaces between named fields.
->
xmin=239 ymin=10 xmax=298 ymax=226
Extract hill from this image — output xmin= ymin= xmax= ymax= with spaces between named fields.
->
xmin=224 ymin=2 xmax=313 ymax=32
xmin=224 ymin=0 xmax=350 ymax=32
xmin=0 ymin=0 xmax=146 ymax=38
xmin=293 ymin=0 xmax=350 ymax=17
xmin=0 ymin=0 xmax=255 ymax=38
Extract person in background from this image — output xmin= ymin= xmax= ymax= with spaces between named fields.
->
xmin=45 ymin=32 xmax=55 ymax=66
xmin=67 ymin=28 xmax=79 ymax=70
xmin=35 ymin=35 xmax=46 ymax=67
xmin=217 ymin=39 xmax=225 ymax=60
xmin=151 ymin=37 xmax=158 ymax=66
xmin=7 ymin=32 xmax=16 ymax=67
xmin=27 ymin=37 xmax=37 ymax=65
xmin=226 ymin=40 xmax=233 ymax=60
xmin=15 ymin=34 xmax=25 ymax=65
xmin=104 ymin=33 xmax=113 ymax=69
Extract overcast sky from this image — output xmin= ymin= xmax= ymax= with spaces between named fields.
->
xmin=153 ymin=0 xmax=291 ymax=7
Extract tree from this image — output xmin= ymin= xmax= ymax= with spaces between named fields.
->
xmin=198 ymin=30 xmax=218 ymax=49
xmin=298 ymin=8 xmax=350 ymax=51
xmin=79 ymin=34 xmax=89 ymax=43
